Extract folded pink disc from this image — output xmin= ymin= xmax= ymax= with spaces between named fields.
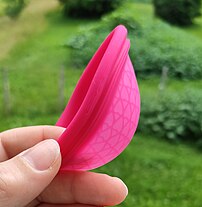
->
xmin=56 ymin=25 xmax=140 ymax=171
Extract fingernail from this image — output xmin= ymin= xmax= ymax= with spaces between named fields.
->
xmin=113 ymin=177 xmax=128 ymax=196
xmin=21 ymin=139 xmax=60 ymax=171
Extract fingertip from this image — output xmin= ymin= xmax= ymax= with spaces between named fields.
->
xmin=95 ymin=173 xmax=128 ymax=206
xmin=114 ymin=177 xmax=128 ymax=200
xmin=42 ymin=125 xmax=66 ymax=140
xmin=108 ymin=176 xmax=128 ymax=205
xmin=113 ymin=177 xmax=128 ymax=196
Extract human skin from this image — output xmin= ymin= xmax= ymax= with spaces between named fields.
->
xmin=0 ymin=125 xmax=128 ymax=207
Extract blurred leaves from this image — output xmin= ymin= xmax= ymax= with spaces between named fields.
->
xmin=58 ymin=0 xmax=123 ymax=18
xmin=3 ymin=0 xmax=29 ymax=19
xmin=139 ymin=89 xmax=202 ymax=144
xmin=67 ymin=4 xmax=202 ymax=79
xmin=153 ymin=0 xmax=202 ymax=26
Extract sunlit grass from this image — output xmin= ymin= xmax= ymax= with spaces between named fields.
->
xmin=0 ymin=1 xmax=5 ymax=16
xmin=184 ymin=18 xmax=202 ymax=40
xmin=125 ymin=2 xmax=202 ymax=41
xmin=0 ymin=0 xmax=58 ymax=60
xmin=0 ymin=7 xmax=94 ymax=118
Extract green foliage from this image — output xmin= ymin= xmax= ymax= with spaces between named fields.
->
xmin=129 ymin=0 xmax=151 ymax=3
xmin=67 ymin=11 xmax=141 ymax=67
xmin=102 ymin=11 xmax=142 ymax=34
xmin=132 ymin=22 xmax=202 ymax=79
xmin=3 ymin=0 xmax=28 ymax=18
xmin=1 ymin=4 xmax=202 ymax=206
xmin=67 ymin=8 xmax=202 ymax=79
xmin=139 ymin=89 xmax=202 ymax=146
xmin=153 ymin=0 xmax=202 ymax=26
xmin=58 ymin=0 xmax=122 ymax=18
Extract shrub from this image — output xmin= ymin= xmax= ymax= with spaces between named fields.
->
xmin=67 ymin=11 xmax=141 ymax=67
xmin=58 ymin=0 xmax=122 ymax=18
xmin=153 ymin=0 xmax=202 ymax=26
xmin=132 ymin=22 xmax=202 ymax=79
xmin=67 ymin=9 xmax=202 ymax=79
xmin=3 ymin=0 xmax=28 ymax=19
xmin=139 ymin=89 xmax=202 ymax=146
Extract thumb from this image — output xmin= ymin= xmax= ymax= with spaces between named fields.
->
xmin=0 ymin=139 xmax=61 ymax=207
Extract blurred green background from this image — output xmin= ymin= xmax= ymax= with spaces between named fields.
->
xmin=0 ymin=0 xmax=202 ymax=206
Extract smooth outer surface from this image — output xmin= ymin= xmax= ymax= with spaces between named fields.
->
xmin=56 ymin=25 xmax=140 ymax=171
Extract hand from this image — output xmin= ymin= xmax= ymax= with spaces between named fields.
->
xmin=0 ymin=126 xmax=128 ymax=207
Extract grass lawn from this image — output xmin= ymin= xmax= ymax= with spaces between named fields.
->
xmin=97 ymin=133 xmax=202 ymax=207
xmin=185 ymin=18 xmax=202 ymax=40
xmin=0 ymin=4 xmax=92 ymax=119
xmin=0 ymin=0 xmax=58 ymax=60
xmin=0 ymin=1 xmax=202 ymax=207
xmin=184 ymin=7 xmax=202 ymax=40
xmin=0 ymin=1 xmax=5 ymax=16
xmin=124 ymin=2 xmax=202 ymax=41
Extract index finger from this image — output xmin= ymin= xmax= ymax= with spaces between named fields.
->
xmin=0 ymin=125 xmax=65 ymax=161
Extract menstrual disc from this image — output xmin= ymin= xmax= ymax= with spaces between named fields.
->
xmin=56 ymin=25 xmax=140 ymax=171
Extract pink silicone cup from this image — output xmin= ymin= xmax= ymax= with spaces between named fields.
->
xmin=56 ymin=25 xmax=140 ymax=171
